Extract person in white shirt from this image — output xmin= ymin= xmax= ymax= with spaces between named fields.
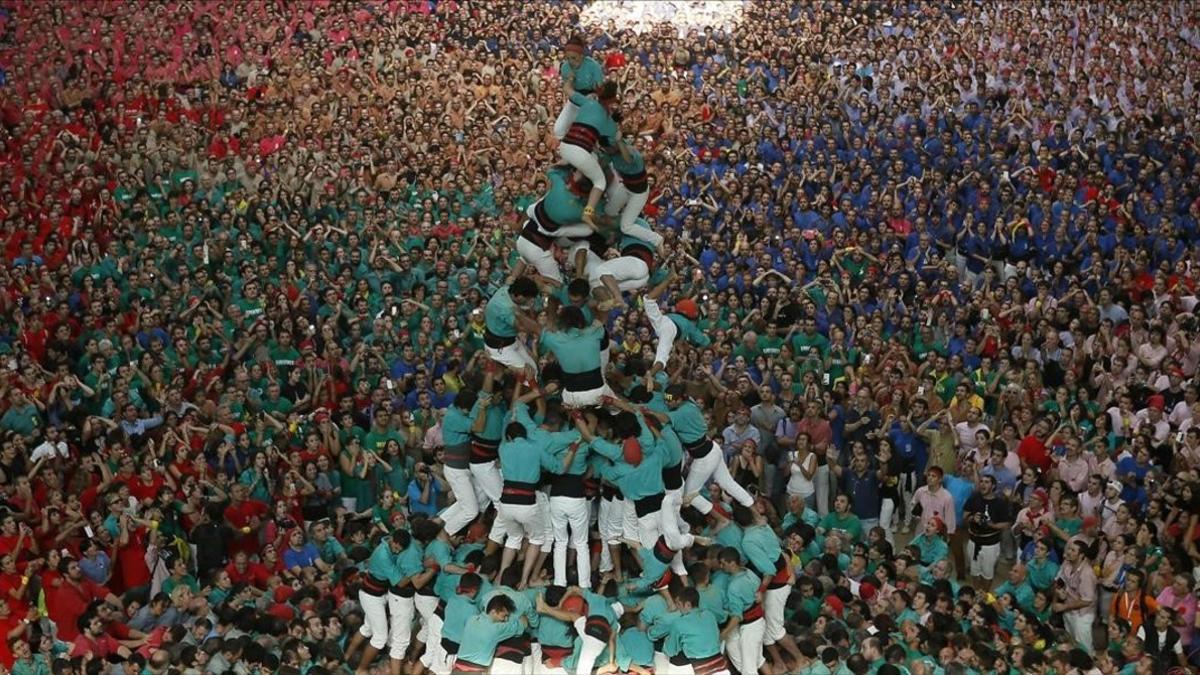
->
xmin=31 ymin=425 xmax=70 ymax=462
xmin=954 ymin=407 xmax=990 ymax=456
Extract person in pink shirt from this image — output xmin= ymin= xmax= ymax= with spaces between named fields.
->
xmin=1156 ymin=574 xmax=1197 ymax=653
xmin=911 ymin=466 xmax=957 ymax=536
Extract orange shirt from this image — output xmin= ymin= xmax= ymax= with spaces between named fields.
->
xmin=1112 ymin=590 xmax=1158 ymax=635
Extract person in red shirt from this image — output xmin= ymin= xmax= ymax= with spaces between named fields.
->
xmin=225 ymin=550 xmax=270 ymax=590
xmin=70 ymin=613 xmax=131 ymax=660
xmin=112 ymin=514 xmax=152 ymax=593
xmin=0 ymin=597 xmax=35 ymax=669
xmin=127 ymin=462 xmax=170 ymax=506
xmin=0 ymin=554 xmax=38 ymax=615
xmin=1017 ymin=418 xmax=1052 ymax=474
xmin=223 ymin=483 xmax=269 ymax=557
xmin=0 ymin=517 xmax=38 ymax=565
xmin=48 ymin=557 xmax=121 ymax=642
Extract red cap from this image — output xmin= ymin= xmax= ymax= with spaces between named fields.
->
xmin=622 ymin=438 xmax=643 ymax=466
xmin=562 ymin=595 xmax=588 ymax=615
xmin=675 ymin=298 xmax=699 ymax=320
xmin=1147 ymin=394 xmax=1166 ymax=411
xmin=824 ymin=595 xmax=845 ymax=617
xmin=1031 ymin=488 xmax=1049 ymax=505
xmin=1082 ymin=515 xmax=1100 ymax=529
xmin=299 ymin=339 xmax=315 ymax=351
xmin=859 ymin=581 xmax=877 ymax=602
xmin=314 ymin=409 xmax=330 ymax=423
xmin=273 ymin=586 xmax=295 ymax=604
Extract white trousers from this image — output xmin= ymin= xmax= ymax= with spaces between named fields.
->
xmin=572 ymin=617 xmax=608 ymax=675
xmin=597 ymin=496 xmax=623 ymax=573
xmin=661 ymin=488 xmax=692 ymax=574
xmin=562 ymin=383 xmax=614 ymax=408
xmin=726 ymin=618 xmax=766 ymax=675
xmin=685 ymin=443 xmax=755 ymax=514
xmin=499 ymin=501 xmax=546 ymax=548
xmin=517 ymin=236 xmax=563 ymax=283
xmin=554 ymin=100 xmax=579 ymax=139
xmin=763 ymin=585 xmax=790 ymax=645
xmin=470 ymin=460 xmax=511 ymax=546
xmin=814 ymin=464 xmax=831 ymax=517
xmin=358 ymin=590 xmax=390 ymax=650
xmin=589 ymin=256 xmax=649 ymax=292
xmin=620 ymin=498 xmax=640 ymax=544
xmin=415 ymin=594 xmax=438 ymax=642
xmin=551 ymin=495 xmax=592 ymax=586
xmin=486 ymin=340 xmax=539 ymax=375
xmin=1064 ymin=611 xmax=1095 ymax=653
xmin=440 ymin=466 xmax=483 ymax=536
xmin=604 ymin=181 xmax=661 ymax=249
xmin=418 ymin=608 xmax=446 ymax=673
xmin=387 ymin=592 xmax=415 ymax=659
xmin=558 ymin=143 xmax=607 ymax=193
xmin=644 ymin=297 xmax=679 ymax=369
xmin=538 ymin=490 xmax=555 ymax=553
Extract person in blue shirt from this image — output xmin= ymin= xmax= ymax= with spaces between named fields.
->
xmin=717 ymin=546 xmax=765 ymax=675
xmin=405 ymin=462 xmax=444 ymax=518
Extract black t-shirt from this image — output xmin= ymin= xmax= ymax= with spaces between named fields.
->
xmin=964 ymin=493 xmax=1012 ymax=545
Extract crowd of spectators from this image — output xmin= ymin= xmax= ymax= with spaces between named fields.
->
xmin=1 ymin=0 xmax=1200 ymax=673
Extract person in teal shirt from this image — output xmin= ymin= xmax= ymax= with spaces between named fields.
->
xmin=718 ymin=546 xmax=766 ymax=675
xmin=495 ymin=418 xmax=579 ymax=588
xmin=439 ymin=389 xmax=481 ymax=538
xmin=344 ymin=534 xmax=405 ymax=671
xmin=994 ymin=564 xmax=1036 ymax=610
xmin=439 ymin=572 xmax=484 ymax=665
xmin=559 ymin=78 xmax=619 ymax=223
xmin=819 ymin=494 xmax=865 ymax=544
xmin=664 ymin=587 xmax=726 ymax=670
xmin=541 ymin=306 xmax=609 ymax=407
xmin=453 ymin=595 xmax=527 ymax=671
xmin=908 ymin=518 xmax=951 ymax=566
xmin=603 ymin=143 xmax=662 ymax=248
xmin=482 ymin=277 xmax=540 ymax=375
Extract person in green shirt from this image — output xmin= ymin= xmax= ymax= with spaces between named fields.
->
xmin=819 ymin=494 xmax=865 ymax=544
xmin=1 ymin=390 xmax=41 ymax=438
xmin=791 ymin=317 xmax=830 ymax=360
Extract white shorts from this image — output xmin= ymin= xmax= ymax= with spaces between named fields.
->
xmin=589 ymin=256 xmax=649 ymax=292
xmin=516 ymin=235 xmax=563 ymax=283
xmin=485 ymin=340 xmax=538 ymax=374
xmin=562 ymin=383 xmax=614 ymax=408
xmin=967 ymin=540 xmax=1001 ymax=580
